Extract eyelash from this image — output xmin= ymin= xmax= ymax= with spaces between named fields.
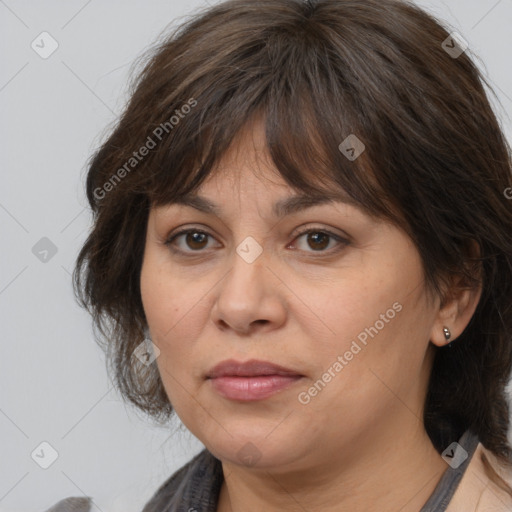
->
xmin=164 ymin=226 xmax=349 ymax=257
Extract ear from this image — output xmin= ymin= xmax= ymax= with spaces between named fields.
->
xmin=429 ymin=241 xmax=483 ymax=347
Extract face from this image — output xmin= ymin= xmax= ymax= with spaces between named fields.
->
xmin=140 ymin=120 xmax=442 ymax=473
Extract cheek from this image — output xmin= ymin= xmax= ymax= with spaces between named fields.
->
xmin=139 ymin=252 xmax=214 ymax=385
xmin=303 ymin=260 xmax=429 ymax=391
xmin=304 ymin=272 xmax=402 ymax=353
xmin=140 ymin=247 xmax=203 ymax=336
xmin=140 ymin=259 xmax=176 ymax=335
xmin=140 ymin=261 xmax=195 ymax=408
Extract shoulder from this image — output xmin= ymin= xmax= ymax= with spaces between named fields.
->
xmin=43 ymin=497 xmax=92 ymax=512
xmin=41 ymin=449 xmax=221 ymax=512
xmin=141 ymin=448 xmax=223 ymax=512
xmin=448 ymin=442 xmax=512 ymax=511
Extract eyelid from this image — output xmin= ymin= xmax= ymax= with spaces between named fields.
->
xmin=288 ymin=226 xmax=350 ymax=254
xmin=289 ymin=224 xmax=349 ymax=241
xmin=164 ymin=224 xmax=350 ymax=255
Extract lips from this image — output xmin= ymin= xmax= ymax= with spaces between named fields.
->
xmin=206 ymin=359 xmax=303 ymax=379
xmin=206 ymin=359 xmax=304 ymax=401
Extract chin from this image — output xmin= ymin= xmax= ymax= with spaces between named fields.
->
xmin=199 ymin=427 xmax=305 ymax=470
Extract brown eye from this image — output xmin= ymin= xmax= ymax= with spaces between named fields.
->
xmin=165 ymin=229 xmax=216 ymax=253
xmin=292 ymin=228 xmax=349 ymax=254
xmin=165 ymin=226 xmax=349 ymax=257
xmin=183 ymin=231 xmax=209 ymax=250
xmin=305 ymin=232 xmax=330 ymax=251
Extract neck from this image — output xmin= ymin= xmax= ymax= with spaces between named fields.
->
xmin=217 ymin=421 xmax=448 ymax=512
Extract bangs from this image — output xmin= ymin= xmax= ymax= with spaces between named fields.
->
xmin=141 ymin=28 xmax=401 ymax=226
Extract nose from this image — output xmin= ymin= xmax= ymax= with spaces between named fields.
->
xmin=210 ymin=246 xmax=287 ymax=335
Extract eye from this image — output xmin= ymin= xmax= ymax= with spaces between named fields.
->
xmin=165 ymin=228 xmax=217 ymax=253
xmin=164 ymin=226 xmax=349 ymax=256
xmin=290 ymin=227 xmax=349 ymax=254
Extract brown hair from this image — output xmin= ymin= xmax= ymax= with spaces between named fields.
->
xmin=73 ymin=0 xmax=512 ymax=467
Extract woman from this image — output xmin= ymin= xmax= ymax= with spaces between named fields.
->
xmin=48 ymin=0 xmax=512 ymax=510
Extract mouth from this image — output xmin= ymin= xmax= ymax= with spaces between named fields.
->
xmin=206 ymin=358 xmax=303 ymax=378
xmin=206 ymin=359 xmax=304 ymax=401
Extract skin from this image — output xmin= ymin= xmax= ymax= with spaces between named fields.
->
xmin=140 ymin=119 xmax=481 ymax=511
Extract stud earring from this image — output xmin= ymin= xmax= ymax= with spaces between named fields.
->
xmin=443 ymin=327 xmax=451 ymax=341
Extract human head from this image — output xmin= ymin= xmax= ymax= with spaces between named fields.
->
xmin=74 ymin=0 xmax=512 ymax=465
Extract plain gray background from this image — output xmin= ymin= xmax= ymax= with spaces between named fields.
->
xmin=1 ymin=1 xmax=511 ymax=511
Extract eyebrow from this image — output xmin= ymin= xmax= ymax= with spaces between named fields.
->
xmin=169 ymin=191 xmax=358 ymax=218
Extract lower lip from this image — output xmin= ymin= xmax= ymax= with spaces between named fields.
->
xmin=208 ymin=375 xmax=302 ymax=401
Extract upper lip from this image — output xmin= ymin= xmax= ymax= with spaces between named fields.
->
xmin=206 ymin=359 xmax=303 ymax=378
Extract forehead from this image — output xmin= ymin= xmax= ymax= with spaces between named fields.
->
xmin=174 ymin=117 xmax=357 ymax=209
xmin=149 ymin=113 xmax=393 ymax=227
xmin=163 ymin=189 xmax=360 ymax=219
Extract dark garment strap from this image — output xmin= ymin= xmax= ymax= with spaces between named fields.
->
xmin=419 ymin=429 xmax=480 ymax=512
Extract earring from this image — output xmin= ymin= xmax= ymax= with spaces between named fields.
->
xmin=443 ymin=327 xmax=451 ymax=341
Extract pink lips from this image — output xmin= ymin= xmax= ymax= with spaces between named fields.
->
xmin=206 ymin=359 xmax=303 ymax=401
